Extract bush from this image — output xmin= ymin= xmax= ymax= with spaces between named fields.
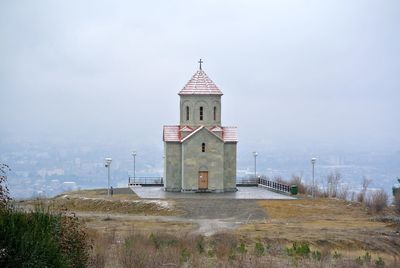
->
xmin=286 ymin=242 xmax=310 ymax=258
xmin=290 ymin=175 xmax=308 ymax=194
xmin=0 ymin=208 xmax=91 ymax=267
xmin=271 ymin=175 xmax=309 ymax=194
xmin=0 ymin=163 xmax=11 ymax=210
xmin=254 ymin=242 xmax=265 ymax=256
xmin=366 ymin=189 xmax=388 ymax=213
xmin=394 ymin=192 xmax=400 ymax=214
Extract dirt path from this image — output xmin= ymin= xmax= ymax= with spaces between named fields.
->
xmin=174 ymin=198 xmax=267 ymax=220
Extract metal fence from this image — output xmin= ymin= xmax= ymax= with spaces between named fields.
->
xmin=259 ymin=177 xmax=290 ymax=193
xmin=128 ymin=176 xmax=290 ymax=193
xmin=236 ymin=178 xmax=259 ymax=185
xmin=128 ymin=176 xmax=163 ymax=185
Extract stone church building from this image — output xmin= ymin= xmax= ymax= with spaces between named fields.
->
xmin=163 ymin=61 xmax=238 ymax=192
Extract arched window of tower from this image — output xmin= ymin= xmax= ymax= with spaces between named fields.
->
xmin=213 ymin=106 xmax=217 ymax=121
xmin=200 ymin=106 xmax=203 ymax=121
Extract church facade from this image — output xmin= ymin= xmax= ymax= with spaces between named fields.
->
xmin=163 ymin=62 xmax=238 ymax=192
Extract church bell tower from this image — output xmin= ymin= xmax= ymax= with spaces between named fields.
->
xmin=179 ymin=59 xmax=222 ymax=127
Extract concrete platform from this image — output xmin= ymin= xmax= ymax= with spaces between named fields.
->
xmin=130 ymin=186 xmax=295 ymax=200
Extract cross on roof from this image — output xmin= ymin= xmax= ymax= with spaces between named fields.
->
xmin=198 ymin=59 xmax=203 ymax=70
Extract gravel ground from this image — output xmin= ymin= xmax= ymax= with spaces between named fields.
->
xmin=174 ymin=199 xmax=267 ymax=221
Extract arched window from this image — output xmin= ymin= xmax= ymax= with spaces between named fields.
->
xmin=202 ymin=143 xmax=205 ymax=152
xmin=186 ymin=106 xmax=189 ymax=121
xmin=213 ymin=106 xmax=217 ymax=121
xmin=199 ymin=106 xmax=203 ymax=121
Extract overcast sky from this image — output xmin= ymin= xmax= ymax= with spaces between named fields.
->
xmin=1 ymin=0 xmax=399 ymax=152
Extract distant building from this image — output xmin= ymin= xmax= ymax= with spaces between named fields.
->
xmin=163 ymin=61 xmax=238 ymax=192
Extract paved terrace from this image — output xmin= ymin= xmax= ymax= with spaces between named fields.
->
xmin=130 ymin=186 xmax=295 ymax=200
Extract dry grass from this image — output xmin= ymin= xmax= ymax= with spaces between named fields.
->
xmin=21 ymin=188 xmax=177 ymax=216
xmin=238 ymin=198 xmax=400 ymax=256
xmin=87 ymin=229 xmax=400 ymax=268
xmin=17 ymin=188 xmax=400 ymax=267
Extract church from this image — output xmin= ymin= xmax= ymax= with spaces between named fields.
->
xmin=163 ymin=60 xmax=238 ymax=192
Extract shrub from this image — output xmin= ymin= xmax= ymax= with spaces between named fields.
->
xmin=211 ymin=233 xmax=237 ymax=259
xmin=357 ymin=192 xmax=365 ymax=203
xmin=286 ymin=242 xmax=310 ymax=258
xmin=326 ymin=170 xmax=342 ymax=198
xmin=0 ymin=208 xmax=90 ymax=267
xmin=237 ymin=242 xmax=247 ymax=254
xmin=180 ymin=248 xmax=190 ymax=263
xmin=196 ymin=236 xmax=205 ymax=254
xmin=337 ymin=186 xmax=349 ymax=200
xmin=271 ymin=175 xmax=309 ymax=194
xmin=363 ymin=251 xmax=371 ymax=264
xmin=0 ymin=163 xmax=11 ymax=210
xmin=394 ymin=192 xmax=400 ymax=214
xmin=366 ymin=190 xmax=388 ymax=213
xmin=375 ymin=256 xmax=385 ymax=268
xmin=311 ymin=250 xmax=321 ymax=261
xmin=254 ymin=242 xmax=265 ymax=256
xmin=290 ymin=175 xmax=308 ymax=194
xmin=332 ymin=251 xmax=342 ymax=259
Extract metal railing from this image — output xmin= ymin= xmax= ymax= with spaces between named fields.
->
xmin=236 ymin=178 xmax=259 ymax=185
xmin=259 ymin=177 xmax=290 ymax=193
xmin=128 ymin=176 xmax=163 ymax=185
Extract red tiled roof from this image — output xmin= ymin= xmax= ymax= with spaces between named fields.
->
xmin=178 ymin=70 xmax=223 ymax=95
xmin=163 ymin=125 xmax=237 ymax=143
xmin=163 ymin=125 xmax=180 ymax=142
xmin=180 ymin=126 xmax=193 ymax=132
xmin=209 ymin=126 xmax=223 ymax=132
xmin=222 ymin=127 xmax=238 ymax=142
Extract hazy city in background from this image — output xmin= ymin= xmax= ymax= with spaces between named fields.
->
xmin=1 ymin=1 xmax=399 ymax=199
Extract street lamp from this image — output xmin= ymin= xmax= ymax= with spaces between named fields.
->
xmin=311 ymin=157 xmax=316 ymax=198
xmin=132 ymin=151 xmax=137 ymax=184
xmin=253 ymin=151 xmax=258 ymax=181
xmin=104 ymin=158 xmax=112 ymax=196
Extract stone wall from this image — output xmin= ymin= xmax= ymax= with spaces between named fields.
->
xmin=223 ymin=143 xmax=237 ymax=191
xmin=164 ymin=142 xmax=182 ymax=191
xmin=180 ymin=95 xmax=221 ymax=126
xmin=181 ymin=128 xmax=224 ymax=191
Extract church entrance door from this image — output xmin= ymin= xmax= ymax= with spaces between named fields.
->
xmin=198 ymin=171 xmax=208 ymax=190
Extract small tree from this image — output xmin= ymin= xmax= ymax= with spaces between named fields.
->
xmin=366 ymin=189 xmax=388 ymax=213
xmin=394 ymin=193 xmax=400 ymax=214
xmin=0 ymin=163 xmax=11 ymax=210
xmin=357 ymin=176 xmax=372 ymax=203
xmin=290 ymin=174 xmax=307 ymax=194
xmin=327 ymin=170 xmax=342 ymax=197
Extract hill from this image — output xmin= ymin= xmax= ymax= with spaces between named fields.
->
xmin=18 ymin=188 xmax=400 ymax=267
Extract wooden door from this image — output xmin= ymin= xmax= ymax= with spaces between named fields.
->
xmin=198 ymin=171 xmax=208 ymax=190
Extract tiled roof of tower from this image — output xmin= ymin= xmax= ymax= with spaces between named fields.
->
xmin=163 ymin=125 xmax=237 ymax=142
xmin=178 ymin=70 xmax=223 ymax=95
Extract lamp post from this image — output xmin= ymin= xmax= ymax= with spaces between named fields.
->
xmin=105 ymin=158 xmax=112 ymax=196
xmin=132 ymin=151 xmax=137 ymax=184
xmin=253 ymin=151 xmax=258 ymax=181
xmin=311 ymin=157 xmax=316 ymax=198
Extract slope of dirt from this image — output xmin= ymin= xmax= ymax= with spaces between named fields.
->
xmin=20 ymin=188 xmax=177 ymax=216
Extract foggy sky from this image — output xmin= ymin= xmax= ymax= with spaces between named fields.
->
xmin=1 ymin=0 xmax=399 ymax=152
